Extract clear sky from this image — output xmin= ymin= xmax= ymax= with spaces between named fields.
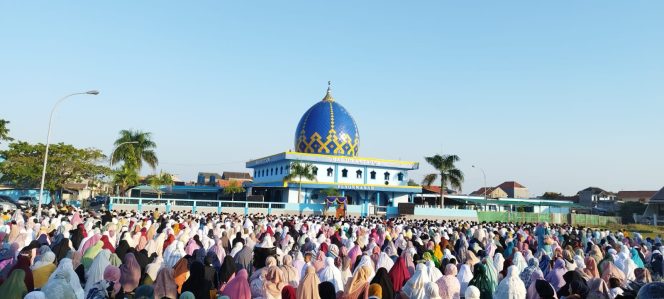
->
xmin=1 ymin=1 xmax=663 ymax=196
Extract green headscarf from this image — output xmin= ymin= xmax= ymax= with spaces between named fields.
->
xmin=109 ymin=253 xmax=123 ymax=266
xmin=468 ymin=263 xmax=493 ymax=299
xmin=423 ymin=251 xmax=441 ymax=268
xmin=0 ymin=269 xmax=27 ymax=299
xmin=82 ymin=240 xmax=104 ymax=269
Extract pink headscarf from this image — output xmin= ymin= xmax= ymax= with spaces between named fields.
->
xmin=119 ymin=252 xmax=141 ymax=292
xmin=437 ymin=263 xmax=461 ymax=299
xmin=545 ymin=258 xmax=566 ymax=290
xmin=221 ymin=269 xmax=251 ymax=299
xmin=348 ymin=245 xmax=361 ymax=266
xmin=104 ymin=265 xmax=122 ymax=296
xmin=79 ymin=234 xmax=101 ymax=254
xmin=70 ymin=213 xmax=82 ymax=227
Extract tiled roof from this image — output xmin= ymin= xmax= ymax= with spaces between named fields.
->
xmin=616 ymin=191 xmax=657 ymax=199
xmin=497 ymin=181 xmax=526 ymax=189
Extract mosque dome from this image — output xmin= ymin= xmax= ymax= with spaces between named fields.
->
xmin=294 ymin=83 xmax=360 ymax=157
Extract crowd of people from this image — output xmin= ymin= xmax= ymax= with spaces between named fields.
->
xmin=0 ymin=204 xmax=663 ymax=299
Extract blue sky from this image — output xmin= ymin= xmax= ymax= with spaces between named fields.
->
xmin=1 ymin=1 xmax=662 ymax=195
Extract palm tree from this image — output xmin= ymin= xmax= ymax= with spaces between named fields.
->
xmin=0 ymin=119 xmax=13 ymax=145
xmin=146 ymin=171 xmax=174 ymax=200
xmin=282 ymin=162 xmax=316 ymax=204
xmin=224 ymin=180 xmax=246 ymax=201
xmin=111 ymin=130 xmax=158 ymax=171
xmin=423 ymin=154 xmax=464 ymax=209
xmin=112 ymin=165 xmax=140 ymax=196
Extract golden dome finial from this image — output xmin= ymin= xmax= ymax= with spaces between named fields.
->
xmin=322 ymin=81 xmax=335 ymax=102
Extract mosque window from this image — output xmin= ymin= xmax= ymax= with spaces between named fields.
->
xmin=356 ymin=170 xmax=362 ymax=179
xmin=370 ymin=171 xmax=376 ymax=180
xmin=312 ymin=166 xmax=318 ymax=175
xmin=384 ymin=172 xmax=390 ymax=180
xmin=397 ymin=172 xmax=404 ymax=181
xmin=270 ymin=168 xmax=274 ymax=176
xmin=327 ymin=168 xmax=333 ymax=177
xmin=341 ymin=169 xmax=348 ymax=178
xmin=280 ymin=166 xmax=284 ymax=175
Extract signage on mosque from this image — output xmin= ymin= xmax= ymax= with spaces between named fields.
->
xmin=338 ymin=185 xmax=375 ymax=191
xmin=330 ymin=157 xmax=380 ymax=166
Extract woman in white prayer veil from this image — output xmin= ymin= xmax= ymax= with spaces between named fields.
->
xmin=84 ymin=249 xmax=111 ymax=295
xmin=622 ymin=257 xmax=638 ymax=281
xmin=229 ymin=241 xmax=243 ymax=258
xmin=494 ymin=265 xmax=527 ymax=299
xmin=48 ymin=258 xmax=85 ymax=299
xmin=512 ymin=251 xmax=528 ymax=273
xmin=376 ymin=252 xmax=395 ymax=272
xmin=494 ymin=252 xmax=505 ymax=274
xmin=402 ymin=263 xmax=431 ymax=299
xmin=318 ymin=257 xmax=344 ymax=293
xmin=457 ymin=263 xmax=474 ymax=296
xmin=426 ymin=260 xmax=443 ymax=282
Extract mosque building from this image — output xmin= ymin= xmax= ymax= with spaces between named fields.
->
xmin=246 ymin=83 xmax=421 ymax=206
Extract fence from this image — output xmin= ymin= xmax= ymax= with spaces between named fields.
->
xmin=478 ymin=211 xmax=621 ymax=226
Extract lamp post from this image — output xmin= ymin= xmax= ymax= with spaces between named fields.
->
xmin=37 ymin=90 xmax=100 ymax=219
xmin=109 ymin=141 xmax=139 ymax=196
xmin=472 ymin=165 xmax=487 ymax=211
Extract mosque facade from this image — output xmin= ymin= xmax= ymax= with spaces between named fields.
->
xmin=246 ymin=84 xmax=421 ymax=206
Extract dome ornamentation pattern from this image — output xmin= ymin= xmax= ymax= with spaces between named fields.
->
xmin=294 ymin=85 xmax=360 ymax=157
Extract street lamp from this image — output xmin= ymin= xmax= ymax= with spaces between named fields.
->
xmin=472 ymin=165 xmax=487 ymax=211
xmin=37 ymin=90 xmax=100 ymax=219
xmin=109 ymin=141 xmax=139 ymax=196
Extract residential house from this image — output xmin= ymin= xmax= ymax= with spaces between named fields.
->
xmin=642 ymin=187 xmax=664 ymax=225
xmin=616 ymin=191 xmax=657 ymax=204
xmin=577 ymin=187 xmax=617 ymax=211
xmin=221 ymin=172 xmax=253 ymax=182
xmin=496 ymin=181 xmax=530 ymax=198
xmin=197 ymin=172 xmax=223 ymax=186
xmin=470 ymin=187 xmax=508 ymax=199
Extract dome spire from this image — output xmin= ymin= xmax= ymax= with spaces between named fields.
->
xmin=322 ymin=81 xmax=335 ymax=102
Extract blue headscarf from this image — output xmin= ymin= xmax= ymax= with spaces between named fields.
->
xmin=631 ymin=248 xmax=645 ymax=268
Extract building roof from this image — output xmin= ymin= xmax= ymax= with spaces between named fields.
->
xmin=649 ymin=187 xmax=664 ymax=203
xmin=221 ymin=172 xmax=252 ymax=180
xmin=497 ymin=181 xmax=526 ymax=190
xmin=578 ymin=187 xmax=614 ymax=195
xmin=62 ymin=183 xmax=87 ymax=190
xmin=616 ymin=190 xmax=657 ymax=199
xmin=421 ymin=185 xmax=457 ymax=195
xmin=470 ymin=187 xmax=502 ymax=196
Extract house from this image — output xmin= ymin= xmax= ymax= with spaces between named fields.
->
xmin=470 ymin=187 xmax=508 ymax=199
xmin=221 ymin=172 xmax=252 ymax=181
xmin=413 ymin=185 xmax=457 ymax=207
xmin=642 ymin=187 xmax=664 ymax=225
xmin=577 ymin=187 xmax=617 ymax=211
xmin=496 ymin=181 xmax=529 ymax=198
xmin=197 ymin=172 xmax=223 ymax=186
xmin=616 ymin=191 xmax=657 ymax=204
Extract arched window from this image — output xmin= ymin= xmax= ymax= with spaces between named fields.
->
xmin=270 ymin=168 xmax=274 ymax=176
xmin=327 ymin=168 xmax=333 ymax=177
xmin=397 ymin=172 xmax=404 ymax=181
xmin=341 ymin=169 xmax=348 ymax=178
xmin=384 ymin=172 xmax=390 ymax=180
xmin=370 ymin=171 xmax=376 ymax=180
xmin=280 ymin=166 xmax=284 ymax=175
xmin=312 ymin=166 xmax=318 ymax=176
xmin=356 ymin=170 xmax=363 ymax=179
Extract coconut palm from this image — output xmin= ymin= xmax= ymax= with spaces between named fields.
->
xmin=146 ymin=171 xmax=174 ymax=199
xmin=0 ymin=119 xmax=13 ymax=144
xmin=282 ymin=162 xmax=316 ymax=204
xmin=423 ymin=154 xmax=464 ymax=209
xmin=112 ymin=165 xmax=140 ymax=196
xmin=111 ymin=130 xmax=158 ymax=171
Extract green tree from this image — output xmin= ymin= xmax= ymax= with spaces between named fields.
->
xmin=112 ymin=165 xmax=139 ymax=196
xmin=0 ymin=141 xmax=109 ymax=198
xmin=423 ymin=154 xmax=464 ymax=209
xmin=540 ymin=192 xmax=563 ymax=199
xmin=407 ymin=179 xmax=419 ymax=186
xmin=618 ymin=202 xmax=648 ymax=223
xmin=283 ymin=162 xmax=316 ymax=204
xmin=224 ymin=180 xmax=246 ymax=200
xmin=0 ymin=119 xmax=13 ymax=145
xmin=146 ymin=171 xmax=174 ymax=199
xmin=111 ymin=130 xmax=158 ymax=171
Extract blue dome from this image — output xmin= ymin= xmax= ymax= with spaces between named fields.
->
xmin=294 ymin=86 xmax=360 ymax=157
